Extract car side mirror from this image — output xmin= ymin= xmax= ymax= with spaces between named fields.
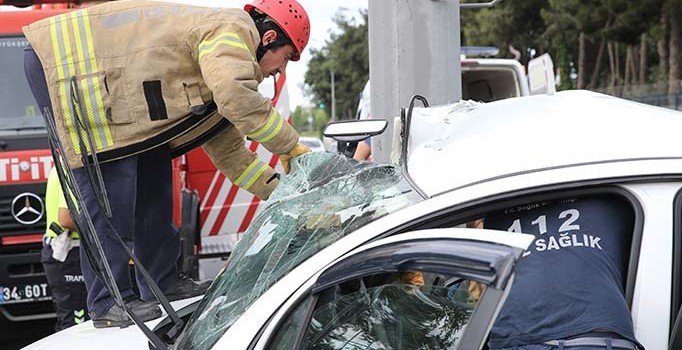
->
xmin=323 ymin=119 xmax=388 ymax=158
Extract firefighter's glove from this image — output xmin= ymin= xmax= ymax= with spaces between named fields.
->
xmin=280 ymin=142 xmax=312 ymax=174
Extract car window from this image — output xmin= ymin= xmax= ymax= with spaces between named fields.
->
xmin=175 ymin=153 xmax=421 ymax=350
xmin=268 ymin=273 xmax=484 ymax=350
xmin=461 ymin=67 xmax=520 ymax=102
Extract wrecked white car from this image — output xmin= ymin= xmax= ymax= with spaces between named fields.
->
xmin=26 ymin=90 xmax=682 ymax=350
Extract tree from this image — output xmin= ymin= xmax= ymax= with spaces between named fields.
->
xmin=667 ymin=0 xmax=682 ymax=98
xmin=291 ymin=106 xmax=329 ymax=138
xmin=464 ymin=0 xmax=666 ymax=93
xmin=304 ymin=10 xmax=369 ymax=121
xmin=462 ymin=0 xmax=549 ymax=66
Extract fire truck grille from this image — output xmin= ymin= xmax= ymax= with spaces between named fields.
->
xmin=0 ymin=197 xmax=45 ymax=233
xmin=0 ymin=183 xmax=47 ymax=245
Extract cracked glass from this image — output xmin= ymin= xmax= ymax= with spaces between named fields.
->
xmin=300 ymin=281 xmax=478 ymax=350
xmin=175 ymin=153 xmax=421 ymax=350
xmin=266 ymin=272 xmax=484 ymax=350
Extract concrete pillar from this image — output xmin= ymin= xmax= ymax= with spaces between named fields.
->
xmin=368 ymin=0 xmax=461 ymax=163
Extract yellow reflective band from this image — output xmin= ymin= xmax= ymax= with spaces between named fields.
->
xmin=200 ymin=32 xmax=241 ymax=45
xmin=60 ymin=16 xmax=92 ymax=154
xmin=248 ymin=109 xmax=285 ymax=144
xmin=259 ymin=115 xmax=285 ymax=143
xmin=50 ymin=17 xmax=81 ymax=154
xmin=248 ymin=109 xmax=278 ymax=140
xmin=234 ymin=159 xmax=269 ymax=191
xmin=82 ymin=12 xmax=113 ymax=146
xmin=234 ymin=158 xmax=260 ymax=186
xmin=79 ymin=12 xmax=113 ymax=146
xmin=70 ymin=13 xmax=104 ymax=149
xmin=198 ymin=32 xmax=253 ymax=60
xmin=71 ymin=12 xmax=113 ymax=149
xmin=242 ymin=164 xmax=269 ymax=190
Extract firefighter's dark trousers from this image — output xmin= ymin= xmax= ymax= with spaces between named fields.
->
xmin=24 ymin=47 xmax=180 ymax=319
xmin=41 ymin=246 xmax=88 ymax=331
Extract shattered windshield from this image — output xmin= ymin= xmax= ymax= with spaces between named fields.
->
xmin=0 ymin=37 xmax=44 ymax=131
xmin=175 ymin=153 xmax=420 ymax=350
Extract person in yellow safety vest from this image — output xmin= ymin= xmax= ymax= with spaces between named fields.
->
xmin=23 ymin=0 xmax=311 ymax=328
xmin=42 ymin=167 xmax=88 ymax=331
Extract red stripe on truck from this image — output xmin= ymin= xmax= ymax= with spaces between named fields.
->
xmin=200 ymin=173 xmax=226 ymax=228
xmin=210 ymin=141 xmax=260 ymax=235
xmin=2 ymin=234 xmax=43 ymax=245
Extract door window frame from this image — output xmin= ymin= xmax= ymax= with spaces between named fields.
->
xmin=264 ymin=235 xmax=527 ymax=350
xmin=669 ymin=187 xmax=682 ymax=347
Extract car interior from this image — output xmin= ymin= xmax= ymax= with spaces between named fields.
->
xmin=461 ymin=67 xmax=521 ymax=103
xmin=267 ymin=271 xmax=482 ymax=349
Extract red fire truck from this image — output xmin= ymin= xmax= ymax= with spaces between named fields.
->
xmin=0 ymin=1 xmax=74 ymax=327
xmin=0 ymin=0 xmax=291 ymax=328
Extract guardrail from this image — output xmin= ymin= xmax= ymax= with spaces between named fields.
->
xmin=592 ymin=82 xmax=682 ymax=110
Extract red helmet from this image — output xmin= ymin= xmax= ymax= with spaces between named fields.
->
xmin=244 ymin=0 xmax=310 ymax=61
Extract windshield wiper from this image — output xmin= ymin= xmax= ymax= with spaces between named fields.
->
xmin=42 ymin=78 xmax=186 ymax=349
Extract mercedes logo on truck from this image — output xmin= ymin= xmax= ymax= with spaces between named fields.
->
xmin=11 ymin=193 xmax=44 ymax=225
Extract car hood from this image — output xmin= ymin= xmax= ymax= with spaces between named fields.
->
xmin=23 ymin=297 xmax=202 ymax=350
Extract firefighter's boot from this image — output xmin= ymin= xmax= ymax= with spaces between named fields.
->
xmin=165 ymin=273 xmax=211 ymax=302
xmin=92 ymin=299 xmax=162 ymax=328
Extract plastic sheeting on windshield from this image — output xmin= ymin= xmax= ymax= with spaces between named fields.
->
xmin=175 ymin=153 xmax=421 ymax=350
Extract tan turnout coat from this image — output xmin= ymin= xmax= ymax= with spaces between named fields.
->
xmin=23 ymin=0 xmax=301 ymax=199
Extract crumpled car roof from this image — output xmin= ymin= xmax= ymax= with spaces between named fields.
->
xmin=407 ymin=90 xmax=682 ymax=196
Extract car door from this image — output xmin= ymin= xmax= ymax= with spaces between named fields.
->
xmin=527 ymin=53 xmax=556 ymax=95
xmin=253 ymin=228 xmax=534 ymax=350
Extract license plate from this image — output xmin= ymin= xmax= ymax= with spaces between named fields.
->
xmin=0 ymin=283 xmax=50 ymax=304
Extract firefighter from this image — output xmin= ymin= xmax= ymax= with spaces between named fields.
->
xmin=23 ymin=0 xmax=311 ymax=328
xmin=42 ymin=166 xmax=88 ymax=331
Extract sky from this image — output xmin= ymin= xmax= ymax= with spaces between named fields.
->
xmin=167 ymin=0 xmax=369 ymax=108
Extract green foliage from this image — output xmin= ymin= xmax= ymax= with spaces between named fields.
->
xmin=304 ymin=10 xmax=369 ymax=120
xmin=291 ymin=106 xmax=329 ymax=138
xmin=462 ymin=0 xmax=549 ymax=65
xmin=305 ymin=2 xmax=674 ymax=99
xmin=463 ymin=0 xmax=668 ymax=90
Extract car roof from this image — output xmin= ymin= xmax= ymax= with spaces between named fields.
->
xmin=407 ymin=90 xmax=682 ymax=196
xmin=461 ymin=58 xmax=525 ymax=69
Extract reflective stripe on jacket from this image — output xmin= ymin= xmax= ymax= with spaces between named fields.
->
xmin=23 ymin=0 xmax=297 ymax=199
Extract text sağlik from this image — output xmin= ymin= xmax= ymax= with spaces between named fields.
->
xmin=534 ymin=233 xmax=603 ymax=252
